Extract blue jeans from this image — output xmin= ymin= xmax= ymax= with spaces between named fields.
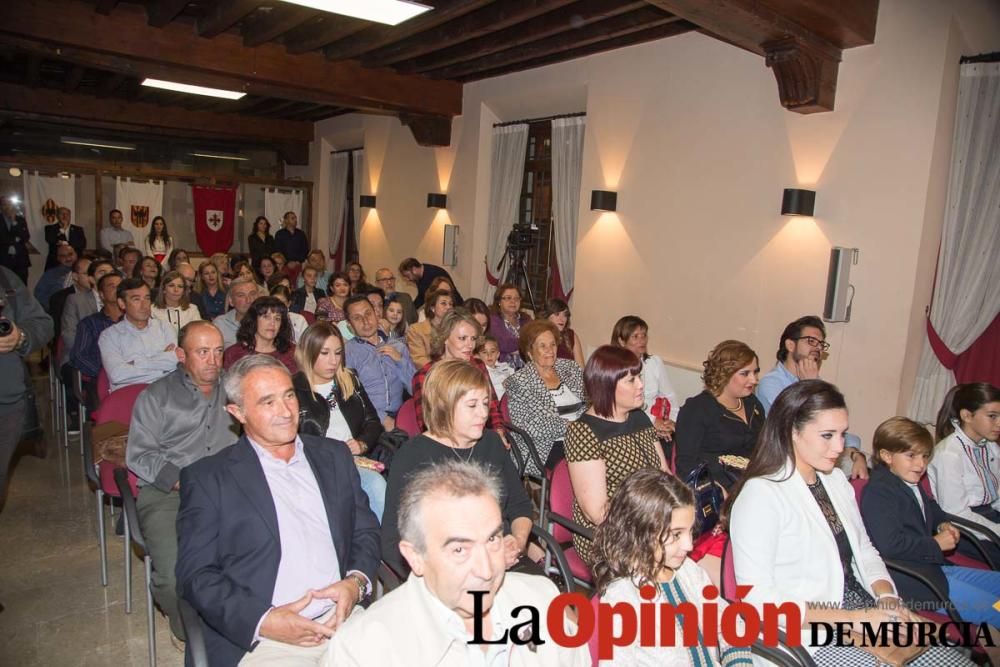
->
xmin=357 ymin=467 xmax=386 ymax=523
xmin=941 ymin=565 xmax=1000 ymax=627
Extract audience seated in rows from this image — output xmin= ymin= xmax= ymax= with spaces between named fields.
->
xmin=97 ymin=278 xmax=178 ymax=392
xmin=758 ymin=315 xmax=868 ymax=478
xmin=373 ymin=267 xmax=417 ymax=324
xmin=405 ymin=288 xmax=452 ymax=368
xmin=125 ymin=321 xmax=237 ymax=641
xmin=342 ymin=295 xmax=415 ymax=432
xmin=223 ymin=296 xmax=298 ymax=374
xmin=505 ymin=319 xmax=586 ymax=476
xmin=566 ymin=345 xmax=668 ymax=566
xmin=176 ymin=354 xmax=379 ymax=666
xmin=381 ymin=359 xmax=533 ymax=577
xmin=293 ymin=321 xmax=387 ymax=521
xmin=328 ymin=460 xmax=590 ymax=666
xmin=490 ymin=284 xmax=532 ymax=370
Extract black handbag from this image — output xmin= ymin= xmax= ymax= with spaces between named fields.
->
xmin=368 ymin=428 xmax=408 ymax=472
xmin=684 ymin=463 xmax=725 ymax=533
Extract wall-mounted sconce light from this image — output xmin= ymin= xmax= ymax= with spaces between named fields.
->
xmin=590 ymin=190 xmax=617 ymax=212
xmin=360 ymin=195 xmax=376 ymax=208
xmin=427 ymin=193 xmax=447 ymax=209
xmin=781 ymin=188 xmax=816 ymax=216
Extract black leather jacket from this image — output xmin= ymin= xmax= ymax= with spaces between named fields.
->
xmin=292 ymin=370 xmax=383 ymax=451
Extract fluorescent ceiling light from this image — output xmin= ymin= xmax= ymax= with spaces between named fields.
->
xmin=141 ymin=78 xmax=246 ymax=100
xmin=279 ymin=0 xmax=431 ymax=25
xmin=189 ymin=152 xmax=249 ymax=161
xmin=61 ymin=137 xmax=136 ymax=151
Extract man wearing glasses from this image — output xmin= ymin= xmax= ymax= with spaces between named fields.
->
xmin=758 ymin=315 xmax=869 ymax=479
xmin=373 ymin=267 xmax=417 ymax=324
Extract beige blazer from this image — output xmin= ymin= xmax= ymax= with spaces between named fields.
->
xmin=405 ymin=319 xmax=434 ymax=368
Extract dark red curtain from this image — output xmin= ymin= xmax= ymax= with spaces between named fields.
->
xmin=954 ymin=311 xmax=1000 ymax=386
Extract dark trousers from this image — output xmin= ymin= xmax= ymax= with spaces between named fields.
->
xmin=59 ymin=363 xmax=79 ymax=418
xmin=136 ymin=485 xmax=185 ymax=639
xmin=0 ymin=398 xmax=27 ymax=512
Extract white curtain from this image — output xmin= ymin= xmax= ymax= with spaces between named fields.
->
xmin=483 ymin=123 xmax=529 ymax=298
xmin=909 ymin=61 xmax=1000 ymax=422
xmin=551 ymin=116 xmax=586 ymax=298
xmin=264 ymin=188 xmax=304 ymax=237
xmin=22 ymin=172 xmax=76 ymax=246
xmin=329 ymin=153 xmax=349 ymax=258
xmin=115 ymin=177 xmax=164 ymax=249
xmin=352 ymin=150 xmax=365 ymax=257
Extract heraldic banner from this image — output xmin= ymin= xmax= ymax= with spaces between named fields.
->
xmin=115 ymin=177 xmax=163 ymax=250
xmin=22 ymin=172 xmax=76 ymax=247
xmin=192 ymin=185 xmax=237 ymax=256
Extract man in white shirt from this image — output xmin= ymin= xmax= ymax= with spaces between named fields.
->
xmin=326 ymin=460 xmax=591 ymax=667
xmin=213 ymin=276 xmax=258 ymax=347
xmin=100 ymin=208 xmax=135 ymax=252
xmin=97 ymin=277 xmax=178 ymax=391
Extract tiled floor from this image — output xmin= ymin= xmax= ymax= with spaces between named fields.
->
xmin=0 ymin=375 xmax=183 ymax=667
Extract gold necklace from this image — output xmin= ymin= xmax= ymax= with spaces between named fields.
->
xmin=719 ymin=396 xmax=743 ymax=413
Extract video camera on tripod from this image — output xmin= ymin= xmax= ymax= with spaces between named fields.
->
xmin=506 ymin=224 xmax=538 ymax=251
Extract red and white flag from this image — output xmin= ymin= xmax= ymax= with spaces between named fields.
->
xmin=192 ymin=185 xmax=236 ymax=256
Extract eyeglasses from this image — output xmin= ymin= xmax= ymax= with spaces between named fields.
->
xmin=795 ymin=336 xmax=831 ymax=352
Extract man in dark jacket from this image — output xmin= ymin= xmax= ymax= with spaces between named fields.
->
xmin=398 ymin=257 xmax=463 ymax=308
xmin=0 ymin=197 xmax=32 ymax=285
xmin=43 ymin=207 xmax=86 ymax=270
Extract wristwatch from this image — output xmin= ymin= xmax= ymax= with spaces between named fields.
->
xmin=346 ymin=572 xmax=369 ymax=600
xmin=14 ymin=328 xmax=28 ymax=355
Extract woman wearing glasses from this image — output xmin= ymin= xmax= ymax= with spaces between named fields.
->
xmin=489 ymin=283 xmax=532 ymax=370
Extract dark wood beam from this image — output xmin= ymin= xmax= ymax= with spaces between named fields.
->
xmin=643 ymin=0 xmax=848 ymax=112
xmin=197 ymin=0 xmax=261 ymax=38
xmin=323 ymin=0 xmax=494 ymax=61
xmin=428 ymin=7 xmax=683 ymax=80
xmin=241 ymin=6 xmax=317 ymax=47
xmin=97 ymin=72 xmax=125 ymax=97
xmin=283 ymin=16 xmax=367 ymax=55
xmin=754 ymin=0 xmax=877 ymax=49
xmin=248 ymin=99 xmax=302 ymax=116
xmin=361 ymin=0 xmax=577 ymax=68
xmin=0 ymin=81 xmax=312 ymax=144
xmin=458 ymin=19 xmax=695 ymax=81
xmin=24 ymin=55 xmax=41 ymax=87
xmin=63 ymin=65 xmax=86 ymax=92
xmin=0 ymin=0 xmax=462 ymax=117
xmin=399 ymin=0 xmax=646 ymax=74
xmin=147 ymin=0 xmax=191 ymax=28
xmin=399 ymin=114 xmax=452 ymax=147
xmin=94 ymin=0 xmax=119 ymax=15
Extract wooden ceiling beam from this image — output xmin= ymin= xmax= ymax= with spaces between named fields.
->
xmin=399 ymin=0 xmax=646 ymax=74
xmin=361 ymin=0 xmax=577 ymax=68
xmin=197 ymin=0 xmax=262 ymax=38
xmin=427 ymin=7 xmax=683 ymax=80
xmin=24 ymin=55 xmax=41 ymax=87
xmin=63 ymin=65 xmax=86 ymax=92
xmin=283 ymin=16 xmax=367 ymax=54
xmin=643 ymin=0 xmax=862 ymax=112
xmin=459 ymin=19 xmax=694 ymax=81
xmin=323 ymin=0 xmax=494 ymax=61
xmin=241 ymin=6 xmax=318 ymax=47
xmin=0 ymin=0 xmax=462 ymax=117
xmin=94 ymin=0 xmax=119 ymax=15
xmin=97 ymin=72 xmax=125 ymax=97
xmin=399 ymin=113 xmax=452 ymax=147
xmin=147 ymin=0 xmax=191 ymax=27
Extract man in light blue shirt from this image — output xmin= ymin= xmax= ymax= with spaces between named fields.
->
xmin=343 ymin=295 xmax=415 ymax=430
xmin=758 ymin=315 xmax=868 ymax=478
xmin=98 ymin=277 xmax=178 ymax=392
xmin=212 ymin=276 xmax=258 ymax=347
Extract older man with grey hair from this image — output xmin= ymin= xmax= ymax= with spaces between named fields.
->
xmin=326 ymin=461 xmax=591 ymax=667
xmin=212 ymin=275 xmax=259 ymax=347
xmin=176 ymin=354 xmax=379 ymax=666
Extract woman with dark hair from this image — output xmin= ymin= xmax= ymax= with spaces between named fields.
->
xmin=144 ymin=216 xmax=173 ymax=267
xmin=463 ymin=297 xmax=490 ymax=333
xmin=674 ymin=340 xmax=764 ymax=486
xmin=248 ymin=215 xmax=274 ymax=264
xmin=293 ymin=321 xmax=386 ymax=520
xmin=151 ymin=270 xmax=200 ymax=336
xmin=134 ymin=255 xmax=163 ymax=292
xmin=346 ymin=261 xmax=367 ymax=294
xmin=489 ymin=283 xmax=532 ymax=369
xmin=256 ymin=255 xmax=278 ymax=285
xmin=929 ymin=383 xmax=1000 ymax=534
xmin=318 ymin=271 xmax=351 ymax=323
xmin=383 ymin=294 xmax=408 ymax=341
xmin=231 ymin=258 xmax=265 ymax=294
xmin=611 ymin=316 xmax=679 ymax=442
xmin=505 ymin=319 xmax=586 ymax=476
xmin=223 ymin=296 xmax=297 ymax=372
xmin=540 ymin=298 xmax=584 ymax=366
xmin=566 ymin=345 xmax=668 ymax=565
xmin=381 ymin=359 xmax=534 ymax=576
xmin=270 ymin=251 xmax=286 ymax=274
xmin=192 ymin=260 xmax=226 ymax=320
xmin=405 ymin=289 xmax=453 ymax=367
xmin=166 ymin=248 xmax=189 ymax=271
xmin=728 ymin=381 xmax=971 ymax=665
xmin=594 ymin=468 xmax=752 ymax=666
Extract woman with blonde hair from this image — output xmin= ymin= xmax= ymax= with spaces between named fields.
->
xmin=381 ymin=359 xmax=533 ymax=575
xmin=293 ymin=321 xmax=386 ymax=520
xmin=151 ymin=269 xmax=200 ymax=336
xmin=192 ymin=260 xmax=226 ymax=320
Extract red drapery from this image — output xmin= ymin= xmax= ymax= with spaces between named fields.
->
xmin=927 ymin=312 xmax=1000 ymax=386
xmin=191 ymin=185 xmax=236 ymax=256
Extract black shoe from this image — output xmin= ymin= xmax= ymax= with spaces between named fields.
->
xmin=115 ymin=513 xmax=124 ymax=536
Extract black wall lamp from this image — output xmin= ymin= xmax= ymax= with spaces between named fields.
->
xmin=781 ymin=188 xmax=816 ymax=216
xmin=359 ymin=195 xmax=376 ymax=208
xmin=590 ymin=190 xmax=617 ymax=212
xmin=427 ymin=193 xmax=447 ymax=208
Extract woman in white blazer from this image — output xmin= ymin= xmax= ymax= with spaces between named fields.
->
xmin=728 ymin=380 xmax=971 ymax=665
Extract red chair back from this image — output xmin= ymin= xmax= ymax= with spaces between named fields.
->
xmin=396 ymin=398 xmax=419 ymax=437
xmin=93 ymin=384 xmax=149 ymax=425
xmin=96 ymin=368 xmax=111 ymax=401
xmin=549 ymin=460 xmax=575 ymax=543
xmin=98 ymin=460 xmax=139 ymax=498
xmin=301 ymin=310 xmax=316 ymax=325
xmin=721 ymin=537 xmax=738 ymax=601
xmin=849 ymin=477 xmax=867 ymax=506
xmin=500 ymin=394 xmax=512 ymax=423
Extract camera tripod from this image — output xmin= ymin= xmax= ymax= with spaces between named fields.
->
xmin=496 ymin=242 xmax=538 ymax=313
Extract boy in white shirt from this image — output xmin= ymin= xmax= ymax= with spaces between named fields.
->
xmin=478 ymin=335 xmax=514 ymax=399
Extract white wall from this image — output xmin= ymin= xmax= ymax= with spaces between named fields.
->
xmin=303 ymin=0 xmax=1000 ymax=447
